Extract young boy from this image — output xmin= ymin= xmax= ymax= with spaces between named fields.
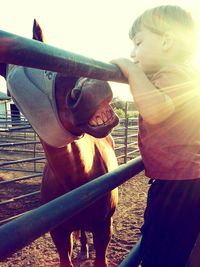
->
xmin=111 ymin=5 xmax=200 ymax=267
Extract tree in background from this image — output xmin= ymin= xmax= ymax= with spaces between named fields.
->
xmin=112 ymin=97 xmax=138 ymax=118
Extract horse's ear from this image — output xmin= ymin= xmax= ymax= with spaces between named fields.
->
xmin=32 ymin=18 xmax=45 ymax=43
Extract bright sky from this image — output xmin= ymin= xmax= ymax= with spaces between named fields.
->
xmin=0 ymin=0 xmax=200 ymax=100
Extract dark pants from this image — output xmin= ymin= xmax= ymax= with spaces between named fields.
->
xmin=140 ymin=179 xmax=200 ymax=267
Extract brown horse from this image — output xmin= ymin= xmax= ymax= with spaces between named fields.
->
xmin=27 ymin=20 xmax=118 ymax=267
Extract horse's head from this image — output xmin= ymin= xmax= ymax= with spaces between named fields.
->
xmin=33 ymin=19 xmax=119 ymax=140
xmin=57 ymin=76 xmax=119 ymax=138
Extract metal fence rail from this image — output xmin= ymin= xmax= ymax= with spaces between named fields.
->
xmin=0 ymin=156 xmax=144 ymax=261
xmin=0 ymin=173 xmax=42 ymax=185
xmin=0 ymin=190 xmax=40 ymax=206
xmin=0 ymin=30 xmax=127 ymax=83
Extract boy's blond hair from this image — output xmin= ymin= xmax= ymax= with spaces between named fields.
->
xmin=129 ymin=5 xmax=198 ymax=61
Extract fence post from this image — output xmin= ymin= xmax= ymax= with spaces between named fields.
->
xmin=33 ymin=132 xmax=37 ymax=172
xmin=124 ymin=102 xmax=129 ymax=163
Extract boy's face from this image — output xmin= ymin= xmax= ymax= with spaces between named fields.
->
xmin=130 ymin=26 xmax=169 ymax=74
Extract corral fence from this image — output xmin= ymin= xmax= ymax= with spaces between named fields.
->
xmin=0 ymin=113 xmax=45 ymax=225
xmin=0 ymin=29 xmax=197 ymax=266
xmin=0 ymin=112 xmax=139 ymax=223
xmin=0 ymin=114 xmax=142 ymax=266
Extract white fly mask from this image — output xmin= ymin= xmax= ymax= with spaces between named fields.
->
xmin=7 ymin=66 xmax=80 ymax=147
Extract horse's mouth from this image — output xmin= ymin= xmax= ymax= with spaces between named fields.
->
xmin=88 ymin=104 xmax=115 ymax=127
xmin=82 ymin=102 xmax=119 ymax=138
xmin=68 ymin=78 xmax=119 ymax=137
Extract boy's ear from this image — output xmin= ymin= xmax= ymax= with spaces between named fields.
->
xmin=162 ymin=31 xmax=175 ymax=51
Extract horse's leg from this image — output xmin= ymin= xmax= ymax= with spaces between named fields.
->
xmin=80 ymin=230 xmax=89 ymax=259
xmin=50 ymin=228 xmax=74 ymax=267
xmin=92 ymin=218 xmax=112 ymax=267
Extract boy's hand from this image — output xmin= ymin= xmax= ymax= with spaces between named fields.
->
xmin=110 ymin=58 xmax=140 ymax=80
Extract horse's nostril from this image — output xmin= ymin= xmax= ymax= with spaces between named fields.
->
xmin=70 ymin=88 xmax=81 ymax=101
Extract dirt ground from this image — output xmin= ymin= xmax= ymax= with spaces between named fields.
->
xmin=0 ymin=170 xmax=149 ymax=267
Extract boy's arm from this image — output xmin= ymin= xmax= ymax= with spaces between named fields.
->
xmin=111 ymin=58 xmax=175 ymax=125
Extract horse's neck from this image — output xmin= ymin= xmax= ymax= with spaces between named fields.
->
xmin=42 ymin=136 xmax=96 ymax=188
xmin=42 ymin=135 xmax=117 ymax=189
xmin=42 ymin=141 xmax=82 ymax=173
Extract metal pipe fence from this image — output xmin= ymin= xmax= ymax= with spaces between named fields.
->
xmin=0 ymin=30 xmax=143 ymax=266
xmin=0 ymin=115 xmax=139 ymax=222
xmin=0 ymin=114 xmax=142 ymax=265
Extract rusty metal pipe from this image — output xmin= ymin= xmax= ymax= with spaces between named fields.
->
xmin=0 ymin=30 xmax=127 ymax=83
